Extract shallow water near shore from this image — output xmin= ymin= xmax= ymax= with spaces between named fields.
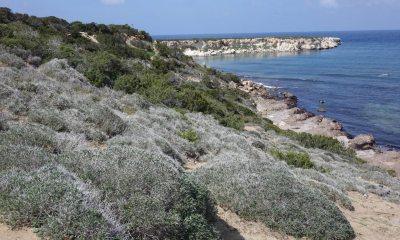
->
xmin=155 ymin=30 xmax=400 ymax=150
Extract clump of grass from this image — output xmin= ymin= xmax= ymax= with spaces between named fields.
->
xmin=386 ymin=169 xmax=397 ymax=177
xmin=270 ymin=148 xmax=315 ymax=169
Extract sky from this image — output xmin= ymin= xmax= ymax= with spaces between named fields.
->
xmin=1 ymin=0 xmax=399 ymax=36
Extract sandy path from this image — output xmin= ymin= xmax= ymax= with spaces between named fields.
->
xmin=0 ymin=223 xmax=39 ymax=240
xmin=338 ymin=192 xmax=400 ymax=240
xmin=216 ymin=206 xmax=297 ymax=240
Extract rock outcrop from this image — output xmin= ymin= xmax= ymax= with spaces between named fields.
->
xmin=161 ymin=37 xmax=341 ymax=56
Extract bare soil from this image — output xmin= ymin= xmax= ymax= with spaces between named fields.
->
xmin=338 ymin=192 xmax=400 ymax=240
xmin=215 ymin=206 xmax=297 ymax=240
xmin=0 ymin=223 xmax=39 ymax=240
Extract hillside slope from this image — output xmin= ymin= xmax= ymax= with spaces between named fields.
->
xmin=1 ymin=7 xmax=399 ymax=240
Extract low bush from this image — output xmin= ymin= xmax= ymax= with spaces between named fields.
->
xmin=178 ymin=129 xmax=198 ymax=144
xmin=0 ymin=166 xmax=110 ymax=239
xmin=0 ymin=52 xmax=26 ymax=68
xmin=57 ymin=146 xmax=218 ymax=239
xmin=264 ymin=122 xmax=355 ymax=157
xmin=0 ymin=124 xmax=58 ymax=152
xmin=192 ymin=159 xmax=355 ymax=240
xmin=270 ymin=148 xmax=315 ymax=169
xmin=87 ymin=105 xmax=127 ymax=137
xmin=0 ymin=145 xmax=53 ymax=171
xmin=29 ymin=109 xmax=69 ymax=132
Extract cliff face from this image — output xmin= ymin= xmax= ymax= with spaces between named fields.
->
xmin=161 ymin=37 xmax=341 ymax=56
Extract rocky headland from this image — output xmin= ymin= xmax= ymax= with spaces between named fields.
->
xmin=161 ymin=37 xmax=341 ymax=56
xmin=236 ymin=79 xmax=400 ymax=176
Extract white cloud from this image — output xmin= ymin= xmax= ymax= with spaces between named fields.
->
xmin=320 ymin=0 xmax=339 ymax=8
xmin=101 ymin=0 xmax=125 ymax=5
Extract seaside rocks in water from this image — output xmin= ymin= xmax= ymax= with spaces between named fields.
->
xmin=319 ymin=100 xmax=326 ymax=103
xmin=350 ymin=134 xmax=376 ymax=150
xmin=279 ymin=92 xmax=297 ymax=99
xmin=317 ymin=108 xmax=327 ymax=112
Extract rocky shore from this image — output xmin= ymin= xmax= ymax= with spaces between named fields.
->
xmin=236 ymin=79 xmax=400 ymax=176
xmin=161 ymin=37 xmax=341 ymax=56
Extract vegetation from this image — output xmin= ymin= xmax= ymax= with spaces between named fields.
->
xmin=270 ymin=148 xmax=315 ymax=169
xmin=263 ymin=122 xmax=355 ymax=157
xmin=1 ymin=7 xmax=400 ymax=240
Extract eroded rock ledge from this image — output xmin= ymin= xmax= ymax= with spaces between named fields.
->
xmin=161 ymin=37 xmax=341 ymax=56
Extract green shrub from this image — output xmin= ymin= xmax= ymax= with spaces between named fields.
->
xmin=178 ymin=129 xmax=198 ymax=144
xmin=270 ymin=148 xmax=315 ymax=169
xmin=356 ymin=157 xmax=367 ymax=164
xmin=84 ymin=51 xmax=124 ymax=87
xmin=387 ymin=169 xmax=397 ymax=177
xmin=264 ymin=122 xmax=355 ymax=157
xmin=113 ymin=74 xmax=143 ymax=94
xmin=155 ymin=42 xmax=171 ymax=57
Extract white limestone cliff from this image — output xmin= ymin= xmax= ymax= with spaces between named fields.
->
xmin=160 ymin=37 xmax=341 ymax=56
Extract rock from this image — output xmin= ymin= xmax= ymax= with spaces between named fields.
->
xmin=317 ymin=108 xmax=327 ymax=112
xmin=278 ymin=121 xmax=286 ymax=127
xmin=228 ymin=81 xmax=237 ymax=89
xmin=279 ymin=92 xmax=297 ymax=99
xmin=350 ymin=134 xmax=376 ymax=150
xmin=201 ymin=62 xmax=206 ymax=68
xmin=319 ymin=100 xmax=326 ymax=103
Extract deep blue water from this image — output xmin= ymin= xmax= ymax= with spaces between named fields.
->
xmin=154 ymin=31 xmax=400 ymax=150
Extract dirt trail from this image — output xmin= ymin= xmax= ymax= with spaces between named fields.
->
xmin=338 ymin=191 xmax=400 ymax=240
xmin=0 ymin=223 xmax=39 ymax=240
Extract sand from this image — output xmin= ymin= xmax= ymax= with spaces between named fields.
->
xmin=338 ymin=192 xmax=400 ymax=240
xmin=0 ymin=223 xmax=39 ymax=240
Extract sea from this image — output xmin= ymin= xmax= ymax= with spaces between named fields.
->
xmin=153 ymin=30 xmax=400 ymax=151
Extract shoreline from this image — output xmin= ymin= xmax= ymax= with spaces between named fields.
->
xmin=236 ymin=78 xmax=400 ymax=176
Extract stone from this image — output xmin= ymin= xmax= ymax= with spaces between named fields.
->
xmin=228 ymin=81 xmax=237 ymax=89
xmin=319 ymin=100 xmax=326 ymax=103
xmin=317 ymin=108 xmax=327 ymax=112
xmin=279 ymin=92 xmax=297 ymax=99
xmin=350 ymin=134 xmax=376 ymax=150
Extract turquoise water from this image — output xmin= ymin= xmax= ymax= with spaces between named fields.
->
xmin=154 ymin=31 xmax=400 ymax=150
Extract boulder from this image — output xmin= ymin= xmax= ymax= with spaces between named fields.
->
xmin=279 ymin=92 xmax=297 ymax=99
xmin=350 ymin=134 xmax=376 ymax=150
xmin=317 ymin=108 xmax=327 ymax=112
xmin=228 ymin=81 xmax=237 ymax=89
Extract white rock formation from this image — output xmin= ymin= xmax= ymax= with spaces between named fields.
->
xmin=161 ymin=37 xmax=341 ymax=57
